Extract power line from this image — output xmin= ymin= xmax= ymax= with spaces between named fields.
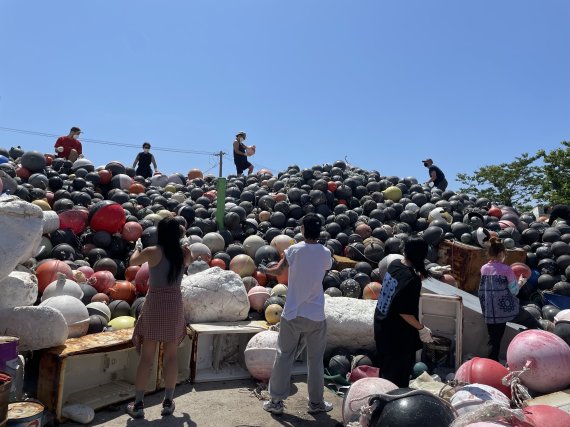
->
xmin=0 ymin=126 xmax=217 ymax=156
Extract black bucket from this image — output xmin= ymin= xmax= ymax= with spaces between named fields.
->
xmin=421 ymin=335 xmax=453 ymax=372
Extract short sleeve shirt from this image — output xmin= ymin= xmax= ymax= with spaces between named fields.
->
xmin=282 ymin=242 xmax=333 ymax=321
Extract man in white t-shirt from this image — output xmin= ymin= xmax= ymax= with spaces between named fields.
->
xmin=258 ymin=213 xmax=334 ymax=415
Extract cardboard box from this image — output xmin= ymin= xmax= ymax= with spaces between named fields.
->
xmin=437 ymin=240 xmax=526 ymax=293
xmin=37 ymin=328 xmax=158 ymax=422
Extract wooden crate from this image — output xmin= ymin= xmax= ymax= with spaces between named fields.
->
xmin=333 ymin=255 xmax=358 ymax=270
xmin=437 ymin=240 xmax=526 ymax=293
xmin=188 ymin=320 xmax=307 ymax=383
xmin=37 ymin=328 xmax=158 ymax=422
xmin=156 ymin=331 xmax=193 ymax=389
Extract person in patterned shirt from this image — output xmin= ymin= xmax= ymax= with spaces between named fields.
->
xmin=478 ymin=237 xmax=529 ymax=361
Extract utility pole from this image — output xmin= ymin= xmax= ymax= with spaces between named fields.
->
xmin=216 ymin=150 xmax=225 ymax=177
xmin=215 ymin=150 xmax=227 ymax=230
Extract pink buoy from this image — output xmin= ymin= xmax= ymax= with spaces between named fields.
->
xmin=506 ymin=329 xmax=570 ymax=394
xmin=121 ymin=221 xmax=143 ymax=242
xmin=342 ymin=377 xmax=397 ymax=425
xmin=455 ymin=357 xmax=511 ymax=398
xmin=77 ymin=266 xmax=94 ymax=279
xmin=248 ymin=286 xmax=270 ymax=312
xmin=524 ymin=404 xmax=570 ymax=427
xmin=90 ymin=270 xmax=115 ymax=293
xmin=134 ymin=263 xmax=150 ymax=295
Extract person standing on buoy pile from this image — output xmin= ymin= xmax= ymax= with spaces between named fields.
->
xmin=132 ymin=142 xmax=158 ymax=178
xmin=546 ymin=204 xmax=570 ymax=226
xmin=478 ymin=237 xmax=529 ymax=362
xmin=126 ymin=217 xmax=192 ymax=419
xmin=258 ymin=213 xmax=334 ymax=415
xmin=54 ymin=126 xmax=83 ymax=161
xmin=422 ymin=158 xmax=448 ymax=191
xmin=233 ymin=131 xmax=255 ymax=176
xmin=374 ymin=238 xmax=435 ymax=388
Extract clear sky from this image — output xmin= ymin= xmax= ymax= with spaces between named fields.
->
xmin=1 ymin=1 xmax=568 ymax=190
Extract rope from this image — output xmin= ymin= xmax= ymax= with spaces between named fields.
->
xmin=502 ymin=362 xmax=532 ymax=408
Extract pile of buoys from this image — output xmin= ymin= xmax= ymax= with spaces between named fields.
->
xmin=1 ymin=146 xmax=570 ymax=367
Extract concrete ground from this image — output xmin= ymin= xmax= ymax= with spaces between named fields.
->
xmin=64 ymin=376 xmax=345 ymax=427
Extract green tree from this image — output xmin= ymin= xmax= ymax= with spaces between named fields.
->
xmin=457 ymin=153 xmax=544 ymax=210
xmin=536 ymin=141 xmax=570 ymax=205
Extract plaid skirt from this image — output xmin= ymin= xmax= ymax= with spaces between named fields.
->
xmin=132 ymin=286 xmax=186 ymax=354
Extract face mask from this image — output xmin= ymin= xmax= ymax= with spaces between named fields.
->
xmin=144 ymin=148 xmax=149 ymax=153
xmin=73 ymin=134 xmax=80 ymax=140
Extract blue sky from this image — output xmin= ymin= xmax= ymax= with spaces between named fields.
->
xmin=1 ymin=1 xmax=568 ymax=189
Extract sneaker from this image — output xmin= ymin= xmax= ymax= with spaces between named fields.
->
xmin=263 ymin=399 xmax=284 ymax=415
xmin=161 ymin=399 xmax=175 ymax=416
xmin=307 ymin=400 xmax=333 ymax=414
xmin=126 ymin=401 xmax=144 ymax=419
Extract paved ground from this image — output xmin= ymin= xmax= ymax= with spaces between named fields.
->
xmin=64 ymin=376 xmax=345 ymax=427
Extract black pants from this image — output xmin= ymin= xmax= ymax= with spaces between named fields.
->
xmin=486 ymin=323 xmax=506 ymax=362
xmin=377 ymin=348 xmax=416 ymax=388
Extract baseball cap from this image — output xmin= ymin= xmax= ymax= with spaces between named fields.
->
xmin=422 ymin=158 xmax=432 ymax=163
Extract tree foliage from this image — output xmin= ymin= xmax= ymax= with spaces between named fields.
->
xmin=536 ymin=141 xmax=570 ymax=205
xmin=457 ymin=141 xmax=570 ymax=210
xmin=457 ymin=153 xmax=544 ymax=210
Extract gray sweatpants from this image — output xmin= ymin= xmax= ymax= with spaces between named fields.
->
xmin=268 ymin=316 xmax=327 ymax=403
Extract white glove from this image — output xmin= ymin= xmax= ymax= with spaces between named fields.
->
xmin=430 ymin=265 xmax=452 ymax=274
xmin=135 ymin=238 xmax=143 ymax=252
xmin=418 ymin=326 xmax=434 ymax=343
xmin=56 ymin=146 xmax=64 ymax=153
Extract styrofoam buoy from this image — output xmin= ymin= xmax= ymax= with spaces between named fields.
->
xmin=244 ymin=330 xmax=279 ymax=382
xmin=41 ymin=273 xmax=83 ymax=301
xmin=450 ymin=383 xmax=510 ymax=416
xmin=0 ymin=195 xmax=44 ymax=281
xmin=0 ymin=270 xmax=38 ymax=309
xmin=506 ymin=329 xmax=570 ymax=394
xmin=39 ymin=295 xmax=90 ymax=338
xmin=342 ymin=377 xmax=398 ymax=425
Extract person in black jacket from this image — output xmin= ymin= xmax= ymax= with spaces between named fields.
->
xmin=133 ymin=142 xmax=158 ymax=178
xmin=423 ymin=159 xmax=448 ymax=191
xmin=547 ymin=204 xmax=570 ymax=226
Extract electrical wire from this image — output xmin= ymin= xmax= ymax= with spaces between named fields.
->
xmin=0 ymin=126 xmax=217 ymax=156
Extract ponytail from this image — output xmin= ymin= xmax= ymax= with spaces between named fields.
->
xmin=488 ymin=236 xmax=505 ymax=258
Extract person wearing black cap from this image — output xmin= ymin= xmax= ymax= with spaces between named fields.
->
xmin=422 ymin=158 xmax=448 ymax=191
xmin=233 ymin=131 xmax=255 ymax=176
xmin=258 ymin=213 xmax=334 ymax=415
xmin=54 ymin=127 xmax=83 ymax=161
